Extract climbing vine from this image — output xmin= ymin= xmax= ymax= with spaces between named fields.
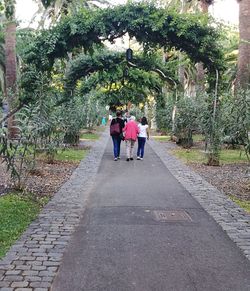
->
xmin=20 ymin=2 xmax=224 ymax=104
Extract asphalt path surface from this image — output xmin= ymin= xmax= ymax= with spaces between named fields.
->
xmin=52 ymin=140 xmax=250 ymax=291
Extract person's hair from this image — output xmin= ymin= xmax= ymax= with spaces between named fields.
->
xmin=116 ymin=111 xmax=122 ymax=117
xmin=141 ymin=116 xmax=148 ymax=125
xmin=130 ymin=115 xmax=136 ymax=121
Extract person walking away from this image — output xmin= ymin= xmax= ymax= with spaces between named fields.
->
xmin=123 ymin=110 xmax=130 ymax=125
xmin=101 ymin=116 xmax=106 ymax=126
xmin=110 ymin=111 xmax=125 ymax=161
xmin=108 ymin=113 xmax=113 ymax=125
xmin=123 ymin=116 xmax=139 ymax=161
xmin=137 ymin=116 xmax=149 ymax=160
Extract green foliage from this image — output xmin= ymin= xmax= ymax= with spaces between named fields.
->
xmin=156 ymin=86 xmax=250 ymax=165
xmin=155 ymin=93 xmax=173 ymax=132
xmin=3 ymin=0 xmax=15 ymax=20
xmin=174 ymin=96 xmax=201 ymax=147
xmin=64 ymin=50 xmax=124 ymax=95
xmin=0 ymin=193 xmax=41 ymax=258
xmin=64 ymin=49 xmax=175 ymax=102
xmin=221 ymin=89 xmax=250 ymax=159
xmin=0 ymin=108 xmax=39 ymax=189
xmin=20 ymin=3 xmax=224 ymax=104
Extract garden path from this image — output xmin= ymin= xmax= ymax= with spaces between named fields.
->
xmin=52 ymin=135 xmax=250 ymax=291
xmin=1 ymin=128 xmax=250 ymax=290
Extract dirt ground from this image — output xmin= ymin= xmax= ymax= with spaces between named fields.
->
xmin=0 ymin=158 xmax=78 ymax=198
xmin=190 ymin=163 xmax=250 ymax=201
xmin=0 ymin=129 xmax=101 ymax=198
xmin=188 ymin=141 xmax=249 ymax=201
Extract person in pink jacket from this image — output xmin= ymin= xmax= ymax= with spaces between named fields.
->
xmin=123 ymin=116 xmax=139 ymax=161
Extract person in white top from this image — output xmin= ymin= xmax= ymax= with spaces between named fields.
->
xmin=137 ymin=116 xmax=150 ymax=160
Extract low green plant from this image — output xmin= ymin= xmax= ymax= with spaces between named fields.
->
xmin=54 ymin=148 xmax=88 ymax=162
xmin=0 ymin=193 xmax=43 ymax=258
xmin=172 ymin=148 xmax=249 ymax=164
xmin=80 ymin=132 xmax=99 ymax=140
xmin=152 ymin=135 xmax=171 ymax=142
xmin=193 ymin=134 xmax=205 ymax=142
xmin=0 ymin=109 xmax=38 ymax=189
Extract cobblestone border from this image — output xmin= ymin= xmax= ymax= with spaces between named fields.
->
xmin=149 ymin=139 xmax=250 ymax=262
xmin=0 ymin=129 xmax=110 ymax=291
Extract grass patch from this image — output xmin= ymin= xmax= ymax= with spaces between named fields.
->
xmin=80 ymin=132 xmax=99 ymax=140
xmin=219 ymin=150 xmax=249 ymax=164
xmin=193 ymin=134 xmax=205 ymax=142
xmin=55 ymin=148 xmax=88 ymax=162
xmin=172 ymin=148 xmax=249 ymax=164
xmin=0 ymin=193 xmax=45 ymax=258
xmin=230 ymin=197 xmax=250 ymax=213
xmin=152 ymin=135 xmax=171 ymax=142
xmin=172 ymin=149 xmax=206 ymax=163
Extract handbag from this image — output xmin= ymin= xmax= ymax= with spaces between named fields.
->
xmin=110 ymin=121 xmax=120 ymax=135
xmin=120 ymin=132 xmax=125 ymax=141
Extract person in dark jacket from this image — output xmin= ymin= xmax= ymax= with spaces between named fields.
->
xmin=110 ymin=111 xmax=125 ymax=161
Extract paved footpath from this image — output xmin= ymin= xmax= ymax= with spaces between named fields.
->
xmin=1 ymin=129 xmax=250 ymax=290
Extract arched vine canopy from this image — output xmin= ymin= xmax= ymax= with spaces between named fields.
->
xmin=21 ymin=2 xmax=224 ymax=104
xmin=64 ymin=50 xmax=178 ymax=95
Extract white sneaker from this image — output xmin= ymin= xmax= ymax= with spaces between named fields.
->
xmin=137 ymin=156 xmax=140 ymax=160
xmin=114 ymin=158 xmax=118 ymax=161
xmin=140 ymin=158 xmax=143 ymax=161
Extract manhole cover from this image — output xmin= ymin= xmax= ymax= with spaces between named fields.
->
xmin=153 ymin=210 xmax=192 ymax=222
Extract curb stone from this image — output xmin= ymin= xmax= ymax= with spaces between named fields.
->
xmin=149 ymin=139 xmax=250 ymax=261
xmin=0 ymin=129 xmax=110 ymax=290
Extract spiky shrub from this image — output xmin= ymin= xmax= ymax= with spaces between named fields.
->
xmin=155 ymin=93 xmax=174 ymax=133
xmin=0 ymin=105 xmax=40 ymax=189
xmin=174 ymin=96 xmax=200 ymax=148
xmin=221 ymin=89 xmax=250 ymax=160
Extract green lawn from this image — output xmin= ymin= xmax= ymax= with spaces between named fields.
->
xmin=0 ymin=193 xmax=45 ymax=258
xmin=80 ymin=132 xmax=99 ymax=140
xmin=193 ymin=134 xmax=205 ymax=142
xmin=55 ymin=148 xmax=88 ymax=162
xmin=153 ymin=134 xmax=203 ymax=143
xmin=152 ymin=135 xmax=171 ymax=142
xmin=172 ymin=148 xmax=249 ymax=164
xmin=230 ymin=197 xmax=250 ymax=213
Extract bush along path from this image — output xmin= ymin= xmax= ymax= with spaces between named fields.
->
xmin=149 ymin=139 xmax=250 ymax=261
xmin=0 ymin=129 xmax=110 ymax=290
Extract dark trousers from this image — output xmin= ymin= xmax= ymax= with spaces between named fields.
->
xmin=112 ymin=135 xmax=122 ymax=158
xmin=137 ymin=137 xmax=146 ymax=158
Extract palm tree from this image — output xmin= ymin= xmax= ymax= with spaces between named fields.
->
xmin=37 ymin=0 xmax=110 ymax=27
xmin=0 ymin=27 xmax=6 ymax=94
xmin=235 ymin=0 xmax=250 ymax=89
xmin=198 ymin=0 xmax=213 ymax=12
xmin=196 ymin=0 xmax=214 ymax=93
xmin=4 ymin=0 xmax=17 ymax=138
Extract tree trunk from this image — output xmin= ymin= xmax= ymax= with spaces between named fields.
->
xmin=5 ymin=20 xmax=18 ymax=138
xmin=199 ymin=0 xmax=209 ymax=13
xmin=236 ymin=0 xmax=250 ymax=89
xmin=195 ymin=0 xmax=209 ymax=94
xmin=195 ymin=62 xmax=205 ymax=94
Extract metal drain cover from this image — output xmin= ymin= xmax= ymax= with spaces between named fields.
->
xmin=153 ymin=210 xmax=192 ymax=222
